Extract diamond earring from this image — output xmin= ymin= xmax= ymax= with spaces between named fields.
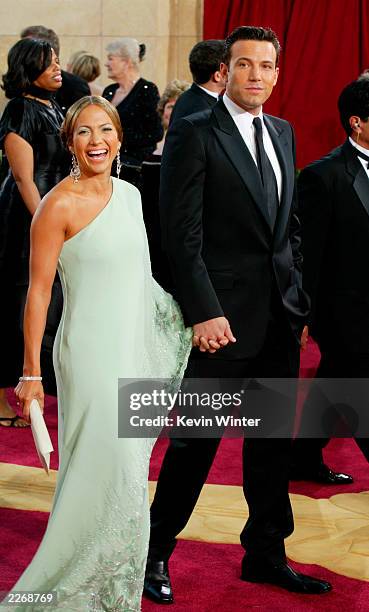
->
xmin=116 ymin=147 xmax=122 ymax=178
xmin=70 ymin=153 xmax=81 ymax=183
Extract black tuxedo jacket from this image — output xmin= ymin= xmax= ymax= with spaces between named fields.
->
xmin=55 ymin=70 xmax=90 ymax=115
xmin=160 ymin=99 xmax=308 ymax=359
xmin=170 ymin=83 xmax=217 ymax=125
xmin=299 ymin=139 xmax=369 ymax=353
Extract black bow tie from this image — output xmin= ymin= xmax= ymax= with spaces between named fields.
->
xmin=356 ymin=149 xmax=369 ymax=166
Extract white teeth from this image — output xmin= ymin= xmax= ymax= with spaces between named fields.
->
xmin=88 ymin=150 xmax=107 ymax=156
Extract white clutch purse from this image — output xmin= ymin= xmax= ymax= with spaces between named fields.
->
xmin=29 ymin=399 xmax=54 ymax=474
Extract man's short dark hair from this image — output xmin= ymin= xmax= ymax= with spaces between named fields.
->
xmin=20 ymin=25 xmax=60 ymax=57
xmin=338 ymin=79 xmax=369 ymax=135
xmin=223 ymin=26 xmax=281 ymax=67
xmin=189 ymin=40 xmax=224 ymax=85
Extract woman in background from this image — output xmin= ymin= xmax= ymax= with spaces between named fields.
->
xmin=68 ymin=50 xmax=103 ymax=96
xmin=0 ymin=38 xmax=68 ymax=427
xmin=103 ymin=37 xmax=163 ymax=185
xmin=154 ymin=78 xmax=190 ymax=155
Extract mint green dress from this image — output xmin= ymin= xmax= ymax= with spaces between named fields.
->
xmin=9 ymin=178 xmax=192 ymax=611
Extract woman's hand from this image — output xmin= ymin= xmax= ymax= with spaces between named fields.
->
xmin=192 ymin=317 xmax=236 ymax=354
xmin=14 ymin=380 xmax=44 ymax=422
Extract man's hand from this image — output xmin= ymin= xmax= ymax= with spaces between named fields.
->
xmin=300 ymin=325 xmax=309 ymax=351
xmin=192 ymin=317 xmax=236 ymax=353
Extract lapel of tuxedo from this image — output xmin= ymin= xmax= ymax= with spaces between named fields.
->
xmin=262 ymin=114 xmax=293 ymax=242
xmin=343 ymin=139 xmax=369 ymax=218
xmin=212 ymin=100 xmax=272 ymax=232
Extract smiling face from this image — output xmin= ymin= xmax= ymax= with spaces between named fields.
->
xmin=33 ymin=49 xmax=62 ymax=91
xmin=70 ymin=105 xmax=120 ymax=178
xmin=220 ymin=39 xmax=279 ymax=115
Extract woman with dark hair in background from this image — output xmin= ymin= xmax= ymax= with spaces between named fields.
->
xmin=0 ymin=38 xmax=68 ymax=426
xmin=103 ymin=37 xmax=163 ymax=186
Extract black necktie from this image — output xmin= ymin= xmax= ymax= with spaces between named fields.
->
xmin=253 ymin=117 xmax=279 ymax=229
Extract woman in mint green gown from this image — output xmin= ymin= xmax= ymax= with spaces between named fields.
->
xmin=9 ymin=97 xmax=192 ymax=611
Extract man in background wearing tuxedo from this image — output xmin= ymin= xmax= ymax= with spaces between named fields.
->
xmin=169 ymin=39 xmax=225 ymax=124
xmin=292 ymin=78 xmax=369 ymax=477
xmin=144 ymin=26 xmax=331 ymax=604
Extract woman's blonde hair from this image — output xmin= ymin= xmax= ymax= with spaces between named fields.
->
xmin=61 ymin=96 xmax=123 ymax=147
xmin=69 ymin=52 xmax=101 ymax=83
xmin=157 ymin=79 xmax=190 ymax=118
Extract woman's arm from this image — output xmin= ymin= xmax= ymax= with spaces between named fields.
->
xmin=4 ymin=132 xmax=41 ymax=215
xmin=15 ymin=191 xmax=69 ymax=418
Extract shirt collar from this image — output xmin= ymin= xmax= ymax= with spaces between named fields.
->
xmin=223 ymin=92 xmax=263 ymax=129
xmin=349 ymin=136 xmax=369 ymax=157
xmin=196 ymin=83 xmax=219 ymax=99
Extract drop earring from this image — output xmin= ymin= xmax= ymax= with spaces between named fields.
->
xmin=355 ymin=122 xmax=361 ymax=144
xmin=116 ymin=147 xmax=122 ymax=178
xmin=70 ymin=153 xmax=81 ymax=183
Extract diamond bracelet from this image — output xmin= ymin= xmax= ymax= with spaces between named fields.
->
xmin=19 ymin=376 xmax=43 ymax=382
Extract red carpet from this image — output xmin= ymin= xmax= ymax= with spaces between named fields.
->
xmin=1 ymin=340 xmax=369 ymax=608
xmin=149 ymin=437 xmax=369 ymax=498
xmin=0 ymin=391 xmax=59 ymax=470
xmin=0 ymin=508 xmax=367 ymax=611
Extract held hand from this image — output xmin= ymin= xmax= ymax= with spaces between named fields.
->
xmin=192 ymin=317 xmax=236 ymax=354
xmin=300 ymin=325 xmax=309 ymax=351
xmin=15 ymin=380 xmax=44 ymax=422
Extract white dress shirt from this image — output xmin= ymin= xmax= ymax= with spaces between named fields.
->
xmin=349 ymin=136 xmax=369 ymax=179
xmin=223 ymin=93 xmax=282 ymax=201
xmin=197 ymin=84 xmax=219 ymax=99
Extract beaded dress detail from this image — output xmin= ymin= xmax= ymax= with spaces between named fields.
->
xmin=8 ymin=178 xmax=192 ymax=611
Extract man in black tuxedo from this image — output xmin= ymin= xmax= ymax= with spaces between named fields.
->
xmin=20 ymin=25 xmax=90 ymax=114
xmin=144 ymin=26 xmax=331 ymax=603
xmin=170 ymin=39 xmax=225 ymax=124
xmin=292 ymin=78 xmax=369 ymax=477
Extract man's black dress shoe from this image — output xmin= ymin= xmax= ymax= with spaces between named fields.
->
xmin=241 ymin=560 xmax=332 ymax=594
xmin=144 ymin=559 xmax=173 ymax=604
xmin=291 ymin=463 xmax=353 ymax=485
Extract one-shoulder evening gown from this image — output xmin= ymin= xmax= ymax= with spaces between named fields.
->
xmin=8 ymin=178 xmax=192 ymax=611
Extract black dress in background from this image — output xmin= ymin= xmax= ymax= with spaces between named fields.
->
xmin=103 ymin=79 xmax=163 ymax=187
xmin=141 ymin=154 xmax=172 ymax=293
xmin=55 ymin=70 xmax=90 ymax=115
xmin=0 ymin=97 xmax=69 ymax=393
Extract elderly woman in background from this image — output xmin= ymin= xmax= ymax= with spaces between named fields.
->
xmin=154 ymin=78 xmax=190 ymax=155
xmin=68 ymin=50 xmax=103 ymax=96
xmin=103 ymin=37 xmax=163 ymax=185
xmin=0 ymin=38 xmax=68 ymax=427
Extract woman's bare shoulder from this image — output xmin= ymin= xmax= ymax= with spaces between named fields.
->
xmin=38 ymin=178 xmax=77 ymax=210
xmin=34 ymin=178 xmax=76 ymax=222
